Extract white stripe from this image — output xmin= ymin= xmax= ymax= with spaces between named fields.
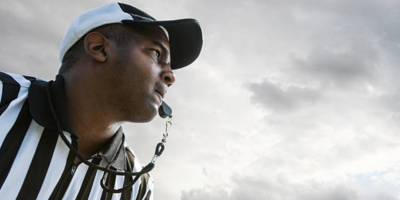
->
xmin=36 ymin=134 xmax=71 ymax=199
xmin=0 ymin=120 xmax=43 ymax=199
xmin=6 ymin=73 xmax=32 ymax=88
xmin=132 ymin=176 xmax=141 ymax=200
xmin=88 ymin=159 xmax=107 ymax=200
xmin=111 ymin=175 xmax=125 ymax=200
xmin=0 ymin=92 xmax=27 ymax=147
xmin=0 ymin=80 xmax=3 ymax=105
xmin=132 ymin=156 xmax=143 ymax=200
xmin=0 ymin=74 xmax=31 ymax=147
xmin=62 ymin=162 xmax=90 ymax=200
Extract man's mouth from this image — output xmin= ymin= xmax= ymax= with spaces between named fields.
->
xmin=155 ymin=90 xmax=165 ymax=99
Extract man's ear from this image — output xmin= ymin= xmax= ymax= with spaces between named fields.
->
xmin=84 ymin=32 xmax=108 ymax=62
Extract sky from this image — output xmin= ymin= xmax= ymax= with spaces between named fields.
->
xmin=1 ymin=0 xmax=400 ymax=199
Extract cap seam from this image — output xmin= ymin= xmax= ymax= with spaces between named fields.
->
xmin=128 ymin=13 xmax=154 ymax=21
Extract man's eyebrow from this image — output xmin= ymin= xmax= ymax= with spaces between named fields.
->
xmin=152 ymin=41 xmax=170 ymax=59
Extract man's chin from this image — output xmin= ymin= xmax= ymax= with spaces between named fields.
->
xmin=141 ymin=112 xmax=157 ymax=123
xmin=132 ymin=106 xmax=158 ymax=123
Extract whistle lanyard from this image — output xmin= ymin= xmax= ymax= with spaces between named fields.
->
xmin=46 ymin=81 xmax=171 ymax=193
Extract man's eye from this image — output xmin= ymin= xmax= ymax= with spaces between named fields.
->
xmin=152 ymin=49 xmax=161 ymax=58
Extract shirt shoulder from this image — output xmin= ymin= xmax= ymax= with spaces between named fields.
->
xmin=0 ymin=72 xmax=39 ymax=113
xmin=0 ymin=71 xmax=38 ymax=88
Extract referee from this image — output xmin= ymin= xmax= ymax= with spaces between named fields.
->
xmin=0 ymin=2 xmax=202 ymax=200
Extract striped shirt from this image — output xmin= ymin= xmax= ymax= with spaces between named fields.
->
xmin=0 ymin=72 xmax=153 ymax=200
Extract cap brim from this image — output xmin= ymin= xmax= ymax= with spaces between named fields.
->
xmin=122 ymin=19 xmax=203 ymax=70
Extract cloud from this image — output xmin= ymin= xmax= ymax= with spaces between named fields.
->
xmin=181 ymin=173 xmax=400 ymax=200
xmin=180 ymin=176 xmax=339 ymax=200
xmin=181 ymin=186 xmax=229 ymax=200
xmin=247 ymin=80 xmax=321 ymax=112
xmin=291 ymin=46 xmax=379 ymax=90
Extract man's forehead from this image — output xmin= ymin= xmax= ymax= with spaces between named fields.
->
xmin=133 ymin=25 xmax=169 ymax=44
xmin=158 ymin=26 xmax=169 ymax=41
xmin=150 ymin=26 xmax=170 ymax=44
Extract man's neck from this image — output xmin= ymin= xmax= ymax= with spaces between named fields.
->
xmin=62 ymin=72 xmax=122 ymax=160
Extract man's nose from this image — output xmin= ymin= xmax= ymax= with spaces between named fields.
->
xmin=161 ymin=70 xmax=175 ymax=87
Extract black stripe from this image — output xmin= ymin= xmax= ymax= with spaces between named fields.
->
xmin=117 ymin=3 xmax=156 ymax=21
xmin=22 ymin=75 xmax=36 ymax=82
xmin=101 ymin=173 xmax=116 ymax=200
xmin=0 ymin=72 xmax=21 ymax=116
xmin=48 ymin=140 xmax=77 ymax=200
xmin=136 ymin=174 xmax=149 ymax=200
xmin=16 ymin=129 xmax=59 ymax=200
xmin=75 ymin=157 xmax=102 ymax=200
xmin=120 ymin=174 xmax=132 ymax=200
xmin=121 ymin=148 xmax=134 ymax=200
xmin=0 ymin=100 xmax=31 ymax=189
xmin=143 ymin=190 xmax=152 ymax=200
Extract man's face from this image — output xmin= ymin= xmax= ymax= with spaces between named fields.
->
xmin=103 ymin=26 xmax=174 ymax=123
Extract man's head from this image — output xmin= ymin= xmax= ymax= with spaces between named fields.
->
xmin=58 ymin=3 xmax=202 ymax=122
xmin=59 ymin=24 xmax=136 ymax=74
xmin=82 ymin=24 xmax=174 ymax=122
xmin=59 ymin=2 xmax=202 ymax=71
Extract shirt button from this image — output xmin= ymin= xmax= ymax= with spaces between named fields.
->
xmin=71 ymin=165 xmax=77 ymax=175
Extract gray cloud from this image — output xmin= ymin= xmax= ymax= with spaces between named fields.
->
xmin=247 ymin=80 xmax=321 ymax=112
xmin=291 ymin=45 xmax=379 ymax=90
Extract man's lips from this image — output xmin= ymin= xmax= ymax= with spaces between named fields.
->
xmin=155 ymin=89 xmax=165 ymax=99
xmin=155 ymin=83 xmax=168 ymax=104
xmin=155 ymin=83 xmax=168 ymax=99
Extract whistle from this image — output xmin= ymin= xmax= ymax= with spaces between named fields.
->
xmin=159 ymin=101 xmax=172 ymax=118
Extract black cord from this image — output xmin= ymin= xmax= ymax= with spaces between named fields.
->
xmin=45 ymin=81 xmax=164 ymax=193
